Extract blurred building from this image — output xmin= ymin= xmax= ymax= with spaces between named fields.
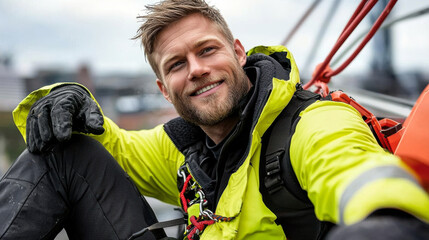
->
xmin=0 ymin=55 xmax=26 ymax=176
xmin=24 ymin=64 xmax=94 ymax=94
xmin=356 ymin=0 xmax=429 ymax=101
xmin=0 ymin=55 xmax=25 ymax=112
xmin=24 ymin=64 xmax=174 ymax=130
xmin=94 ymin=72 xmax=174 ymax=129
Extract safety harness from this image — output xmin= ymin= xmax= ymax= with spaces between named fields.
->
xmin=260 ymin=83 xmax=405 ymax=239
xmin=177 ymin=165 xmax=235 ymax=240
xmin=129 ymin=84 xmax=423 ymax=240
xmin=128 ymin=164 xmax=236 ymax=240
xmin=262 ymin=84 xmax=404 ymax=200
xmin=169 ymin=84 xmax=406 ymax=240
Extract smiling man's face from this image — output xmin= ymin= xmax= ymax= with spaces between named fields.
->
xmin=154 ymin=13 xmax=250 ymax=127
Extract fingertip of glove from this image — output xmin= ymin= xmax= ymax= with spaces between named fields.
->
xmin=55 ymin=128 xmax=73 ymax=142
xmin=89 ymin=125 xmax=105 ymax=135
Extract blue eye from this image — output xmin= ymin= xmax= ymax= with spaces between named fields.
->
xmin=169 ymin=61 xmax=184 ymax=71
xmin=201 ymin=47 xmax=214 ymax=54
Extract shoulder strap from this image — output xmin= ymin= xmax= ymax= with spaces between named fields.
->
xmin=262 ymin=86 xmax=321 ymax=207
xmin=261 ymin=87 xmax=338 ymax=240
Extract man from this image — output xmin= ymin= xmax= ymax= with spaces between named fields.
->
xmin=1 ymin=0 xmax=429 ymax=239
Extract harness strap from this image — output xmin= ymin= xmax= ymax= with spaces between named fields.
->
xmin=128 ymin=217 xmax=186 ymax=240
xmin=261 ymin=87 xmax=336 ymax=240
xmin=263 ymin=87 xmax=321 ymax=205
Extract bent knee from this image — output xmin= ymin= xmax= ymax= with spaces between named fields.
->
xmin=56 ymin=134 xmax=108 ymax=155
xmin=51 ymin=134 xmax=118 ymax=170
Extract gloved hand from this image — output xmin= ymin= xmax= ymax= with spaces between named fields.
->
xmin=326 ymin=209 xmax=429 ymax=240
xmin=26 ymin=84 xmax=105 ymax=153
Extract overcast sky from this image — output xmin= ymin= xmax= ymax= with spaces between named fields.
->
xmin=0 ymin=0 xmax=428 ymax=78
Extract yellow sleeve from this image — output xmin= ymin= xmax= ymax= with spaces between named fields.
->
xmin=91 ymin=120 xmax=183 ymax=206
xmin=290 ymin=100 xmax=429 ymax=225
xmin=13 ymin=82 xmax=182 ymax=206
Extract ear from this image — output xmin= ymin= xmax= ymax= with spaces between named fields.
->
xmin=233 ymin=39 xmax=247 ymax=67
xmin=156 ymin=79 xmax=172 ymax=103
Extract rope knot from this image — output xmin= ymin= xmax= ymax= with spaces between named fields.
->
xmin=313 ymin=63 xmax=332 ymax=84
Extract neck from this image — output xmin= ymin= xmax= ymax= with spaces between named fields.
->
xmin=200 ymin=115 xmax=239 ymax=144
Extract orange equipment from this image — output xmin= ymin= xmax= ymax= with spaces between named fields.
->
xmin=395 ymin=85 xmax=429 ymax=192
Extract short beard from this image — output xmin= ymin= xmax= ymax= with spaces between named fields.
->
xmin=172 ymin=66 xmax=249 ymax=127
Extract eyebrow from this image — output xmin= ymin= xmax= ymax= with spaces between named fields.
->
xmin=193 ymin=37 xmax=217 ymax=50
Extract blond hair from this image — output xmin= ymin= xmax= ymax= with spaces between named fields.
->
xmin=134 ymin=0 xmax=234 ymax=77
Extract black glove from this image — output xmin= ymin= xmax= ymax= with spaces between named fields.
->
xmin=326 ymin=209 xmax=429 ymax=240
xmin=26 ymin=84 xmax=104 ymax=153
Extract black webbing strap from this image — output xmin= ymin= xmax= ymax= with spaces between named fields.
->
xmin=128 ymin=217 xmax=186 ymax=240
xmin=263 ymin=87 xmax=321 ymax=206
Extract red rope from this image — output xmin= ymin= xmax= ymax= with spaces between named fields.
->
xmin=187 ymin=216 xmax=215 ymax=240
xmin=179 ymin=172 xmax=235 ymax=239
xmin=190 ymin=216 xmax=215 ymax=231
xmin=303 ymin=0 xmax=398 ymax=96
xmin=180 ymin=174 xmax=193 ymax=213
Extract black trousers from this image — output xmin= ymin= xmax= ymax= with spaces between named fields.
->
xmin=0 ymin=135 xmax=166 ymax=240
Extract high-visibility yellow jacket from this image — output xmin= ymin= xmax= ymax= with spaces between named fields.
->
xmin=13 ymin=46 xmax=429 ymax=239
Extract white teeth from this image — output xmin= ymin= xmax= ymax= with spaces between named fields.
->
xmin=195 ymin=82 xmax=221 ymax=95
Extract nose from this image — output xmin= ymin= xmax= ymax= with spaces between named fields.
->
xmin=187 ymin=55 xmax=209 ymax=81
